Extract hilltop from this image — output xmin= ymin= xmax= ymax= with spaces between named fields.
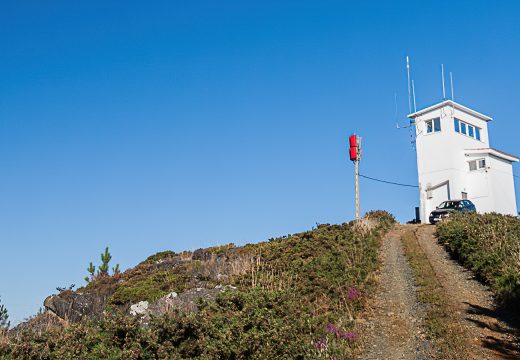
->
xmin=1 ymin=211 xmax=395 ymax=359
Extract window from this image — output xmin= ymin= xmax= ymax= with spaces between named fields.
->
xmin=426 ymin=121 xmax=433 ymax=133
xmin=469 ymin=159 xmax=486 ymax=171
xmin=434 ymin=118 xmax=441 ymax=132
xmin=425 ymin=118 xmax=441 ymax=134
xmin=454 ymin=118 xmax=482 ymax=141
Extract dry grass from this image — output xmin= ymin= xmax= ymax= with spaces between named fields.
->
xmin=401 ymin=228 xmax=467 ymax=359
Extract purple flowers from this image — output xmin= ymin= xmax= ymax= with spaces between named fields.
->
xmin=325 ymin=323 xmax=338 ymax=334
xmin=347 ymin=287 xmax=360 ymax=301
xmin=339 ymin=330 xmax=358 ymax=341
xmin=324 ymin=323 xmax=358 ymax=342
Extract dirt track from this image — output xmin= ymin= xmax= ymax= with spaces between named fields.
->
xmin=360 ymin=224 xmax=520 ymax=360
xmin=360 ymin=226 xmax=430 ymax=360
xmin=414 ymin=225 xmax=520 ymax=359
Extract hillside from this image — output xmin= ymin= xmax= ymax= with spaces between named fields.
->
xmin=1 ymin=211 xmax=395 ymax=359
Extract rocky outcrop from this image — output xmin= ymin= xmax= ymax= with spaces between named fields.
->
xmin=44 ymin=291 xmax=107 ymax=322
xmin=129 ymin=285 xmax=237 ymax=324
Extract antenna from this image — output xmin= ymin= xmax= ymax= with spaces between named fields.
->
xmin=441 ymin=64 xmax=446 ymax=100
xmin=450 ymin=72 xmax=454 ymax=100
xmin=394 ymin=92 xmax=399 ymax=128
xmin=412 ymin=79 xmax=417 ymax=112
xmin=406 ymin=56 xmax=412 ymax=114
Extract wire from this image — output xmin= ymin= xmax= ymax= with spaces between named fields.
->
xmin=359 ymin=174 xmax=419 ymax=188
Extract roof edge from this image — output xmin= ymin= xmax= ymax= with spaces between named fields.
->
xmin=465 ymin=148 xmax=519 ymax=162
xmin=408 ymin=100 xmax=493 ymax=121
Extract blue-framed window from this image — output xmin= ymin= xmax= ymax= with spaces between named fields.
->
xmin=454 ymin=118 xmax=482 ymax=141
xmin=434 ymin=118 xmax=441 ymax=132
xmin=426 ymin=118 xmax=441 ymax=134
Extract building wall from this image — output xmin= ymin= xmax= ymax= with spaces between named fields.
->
xmin=414 ymin=105 xmax=491 ymax=221
xmin=487 ymin=155 xmax=518 ymax=215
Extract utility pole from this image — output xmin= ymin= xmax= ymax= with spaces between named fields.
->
xmin=355 ymin=154 xmax=360 ymax=220
xmin=349 ymin=134 xmax=362 ymax=220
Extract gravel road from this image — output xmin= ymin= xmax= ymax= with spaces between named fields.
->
xmin=359 ymin=224 xmax=519 ymax=360
xmin=360 ymin=226 xmax=431 ymax=360
xmin=415 ymin=225 xmax=520 ymax=359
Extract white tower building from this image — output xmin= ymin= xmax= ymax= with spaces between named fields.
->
xmin=408 ymin=100 xmax=518 ymax=222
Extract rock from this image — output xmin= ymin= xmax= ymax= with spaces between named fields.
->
xmin=44 ymin=292 xmax=107 ymax=322
xmin=129 ymin=301 xmax=149 ymax=316
xmin=165 ymin=292 xmax=178 ymax=299
xmin=130 ymin=285 xmax=238 ymax=324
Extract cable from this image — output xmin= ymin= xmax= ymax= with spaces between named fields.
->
xmin=359 ymin=174 xmax=419 ymax=188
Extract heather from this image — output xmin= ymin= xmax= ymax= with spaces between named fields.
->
xmin=436 ymin=212 xmax=520 ymax=306
xmin=1 ymin=211 xmax=394 ymax=359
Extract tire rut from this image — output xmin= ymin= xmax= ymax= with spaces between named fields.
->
xmin=414 ymin=225 xmax=520 ymax=359
xmin=360 ymin=226 xmax=431 ymax=360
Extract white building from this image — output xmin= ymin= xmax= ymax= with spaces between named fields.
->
xmin=408 ymin=100 xmax=518 ymax=222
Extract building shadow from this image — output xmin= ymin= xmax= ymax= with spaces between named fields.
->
xmin=464 ymin=302 xmax=520 ymax=358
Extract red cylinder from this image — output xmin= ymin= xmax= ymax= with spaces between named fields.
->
xmin=349 ymin=147 xmax=357 ymax=161
xmin=349 ymin=135 xmax=357 ymax=148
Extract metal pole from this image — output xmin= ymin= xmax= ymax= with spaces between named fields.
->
xmin=355 ymin=158 xmax=360 ymax=220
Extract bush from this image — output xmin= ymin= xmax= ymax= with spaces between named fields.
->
xmin=1 ymin=211 xmax=395 ymax=359
xmin=0 ymin=297 xmax=9 ymax=330
xmin=437 ymin=212 xmax=520 ymax=305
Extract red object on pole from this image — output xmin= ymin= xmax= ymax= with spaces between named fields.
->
xmin=349 ymin=135 xmax=357 ymax=148
xmin=349 ymin=134 xmax=358 ymax=161
xmin=349 ymin=147 xmax=357 ymax=161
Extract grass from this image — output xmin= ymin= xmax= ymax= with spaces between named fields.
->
xmin=400 ymin=227 xmax=467 ymax=359
xmin=109 ymin=270 xmax=190 ymax=305
xmin=436 ymin=212 xmax=520 ymax=308
xmin=1 ymin=211 xmax=395 ymax=359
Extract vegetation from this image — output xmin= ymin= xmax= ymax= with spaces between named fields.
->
xmin=401 ymin=229 xmax=466 ymax=358
xmin=436 ymin=212 xmax=520 ymax=306
xmin=0 ymin=212 xmax=394 ymax=359
xmin=85 ymin=247 xmax=121 ymax=283
xmin=0 ymin=297 xmax=9 ymax=330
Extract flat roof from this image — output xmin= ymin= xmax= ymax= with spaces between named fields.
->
xmin=408 ymin=100 xmax=493 ymax=122
xmin=465 ymin=147 xmax=519 ymax=162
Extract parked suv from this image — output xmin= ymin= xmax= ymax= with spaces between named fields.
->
xmin=429 ymin=200 xmax=476 ymax=224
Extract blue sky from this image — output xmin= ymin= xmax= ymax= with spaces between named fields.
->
xmin=1 ymin=1 xmax=519 ymax=324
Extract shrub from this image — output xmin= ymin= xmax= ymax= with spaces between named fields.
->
xmin=437 ymin=212 xmax=520 ymax=306
xmin=1 ymin=211 xmax=395 ymax=359
xmin=0 ymin=297 xmax=9 ymax=330
xmin=85 ymin=247 xmax=121 ymax=283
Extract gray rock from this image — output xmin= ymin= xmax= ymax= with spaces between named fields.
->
xmin=129 ymin=301 xmax=149 ymax=316
xmin=44 ymin=291 xmax=106 ymax=322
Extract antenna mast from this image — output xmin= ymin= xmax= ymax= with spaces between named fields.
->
xmin=441 ymin=64 xmax=446 ymax=100
xmin=412 ymin=79 xmax=417 ymax=112
xmin=406 ymin=56 xmax=412 ymax=113
xmin=450 ymin=72 xmax=454 ymax=100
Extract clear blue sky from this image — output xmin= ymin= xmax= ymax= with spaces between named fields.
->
xmin=1 ymin=1 xmax=519 ymax=325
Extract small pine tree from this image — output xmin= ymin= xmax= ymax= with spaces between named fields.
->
xmin=85 ymin=247 xmax=120 ymax=283
xmin=112 ymin=263 xmax=120 ymax=275
xmin=85 ymin=262 xmax=96 ymax=282
xmin=0 ymin=297 xmax=10 ymax=330
xmin=98 ymin=247 xmax=111 ymax=277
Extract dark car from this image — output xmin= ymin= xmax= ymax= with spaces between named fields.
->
xmin=429 ymin=200 xmax=476 ymax=224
